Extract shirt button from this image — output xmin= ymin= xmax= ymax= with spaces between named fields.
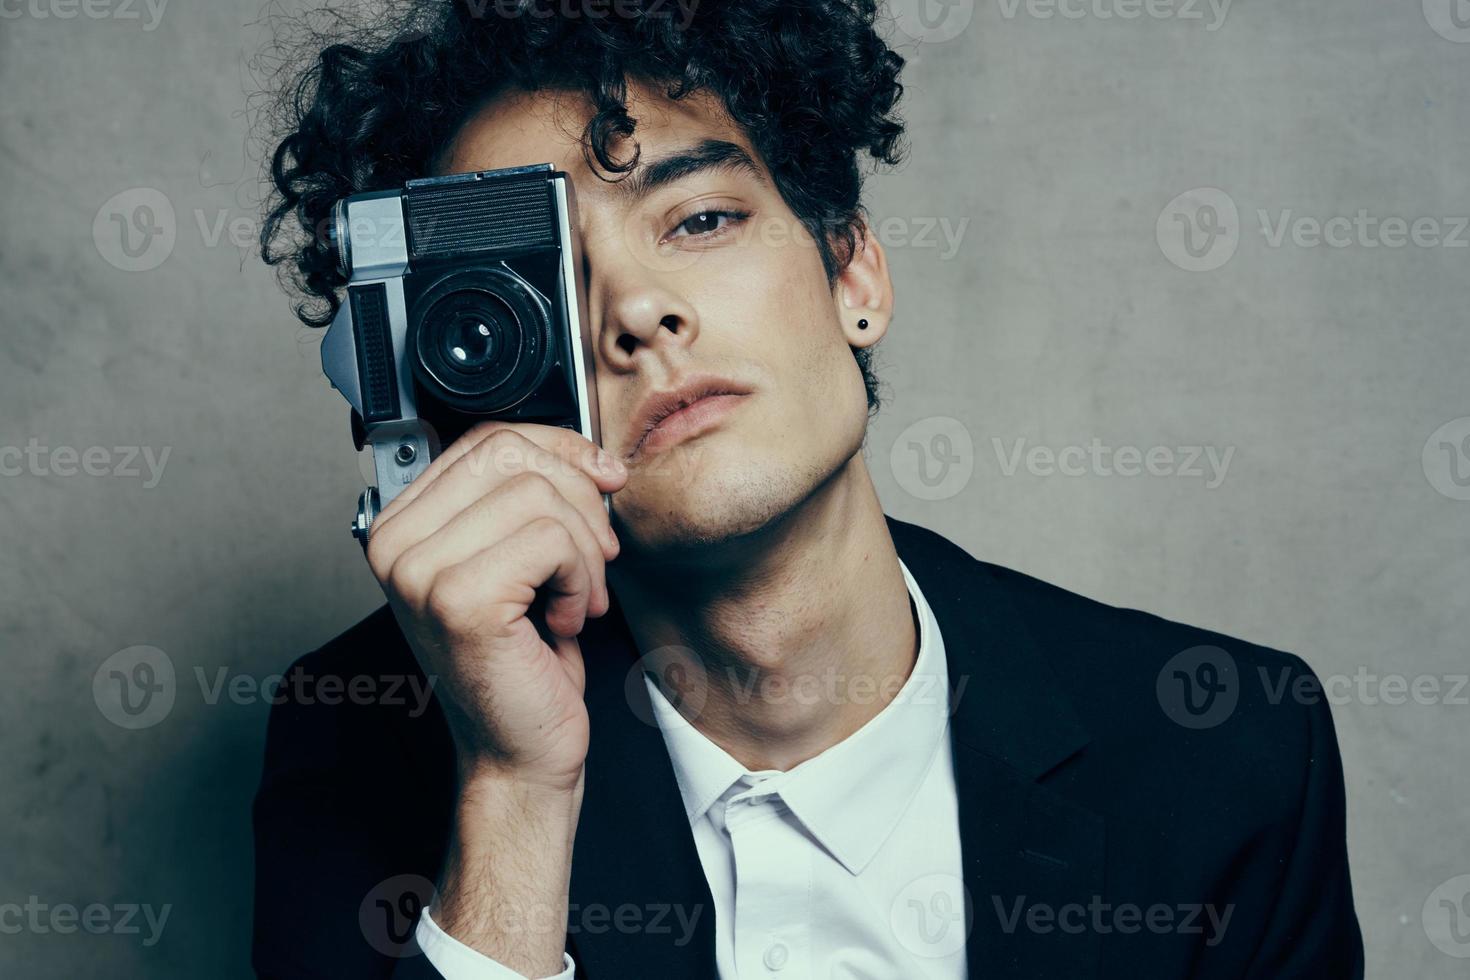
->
xmin=763 ymin=941 xmax=789 ymax=971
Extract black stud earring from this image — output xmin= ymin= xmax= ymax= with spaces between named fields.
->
xmin=858 ymin=318 xmax=869 ymax=330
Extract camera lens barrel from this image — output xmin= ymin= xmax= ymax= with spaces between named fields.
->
xmin=409 ymin=267 xmax=556 ymax=414
xmin=330 ymin=199 xmax=352 ymax=278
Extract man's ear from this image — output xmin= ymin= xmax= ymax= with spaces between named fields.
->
xmin=833 ymin=221 xmax=894 ymax=349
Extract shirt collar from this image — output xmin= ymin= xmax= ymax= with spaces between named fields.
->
xmin=644 ymin=559 xmax=953 ymax=875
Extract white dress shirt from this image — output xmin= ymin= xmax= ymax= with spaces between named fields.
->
xmin=418 ymin=559 xmax=968 ymax=979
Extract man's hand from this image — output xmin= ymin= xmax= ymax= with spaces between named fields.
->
xmin=363 ymin=421 xmax=627 ymax=976
xmin=366 ymin=421 xmax=626 ymax=793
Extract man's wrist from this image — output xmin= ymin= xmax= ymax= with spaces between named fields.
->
xmin=417 ymin=907 xmax=577 ymax=980
xmin=428 ymin=766 xmax=582 ymax=977
xmin=453 ymin=764 xmax=583 ymax=845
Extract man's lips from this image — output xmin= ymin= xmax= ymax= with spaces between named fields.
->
xmin=626 ymin=377 xmax=753 ymax=459
xmin=633 ymin=392 xmax=748 ymax=457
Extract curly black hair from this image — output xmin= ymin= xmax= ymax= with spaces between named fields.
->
xmin=258 ymin=0 xmax=907 ymax=413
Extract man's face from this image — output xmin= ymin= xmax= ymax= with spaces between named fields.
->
xmin=436 ymin=81 xmax=884 ymax=557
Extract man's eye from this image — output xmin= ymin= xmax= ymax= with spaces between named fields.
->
xmin=667 ymin=209 xmax=748 ymax=240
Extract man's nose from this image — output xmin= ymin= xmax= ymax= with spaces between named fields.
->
xmin=589 ymin=248 xmax=701 ymax=370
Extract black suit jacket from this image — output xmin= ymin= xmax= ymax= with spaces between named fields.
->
xmin=252 ymin=516 xmax=1364 ymax=978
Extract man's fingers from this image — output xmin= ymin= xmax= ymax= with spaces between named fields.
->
xmin=376 ymin=421 xmax=624 ymax=527
xmin=434 ymin=517 xmax=596 ymax=641
xmin=368 ymin=427 xmax=620 ymax=574
xmin=388 ymin=471 xmax=611 ymax=620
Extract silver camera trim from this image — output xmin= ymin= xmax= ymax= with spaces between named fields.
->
xmin=320 ymin=170 xmax=604 ymax=546
xmin=554 ymin=177 xmax=601 ymax=449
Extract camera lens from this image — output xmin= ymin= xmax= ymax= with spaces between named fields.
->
xmin=411 ymin=269 xmax=555 ymax=414
xmin=437 ymin=297 xmax=510 ymax=374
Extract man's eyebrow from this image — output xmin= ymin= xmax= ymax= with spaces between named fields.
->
xmin=611 ymin=139 xmax=768 ymax=200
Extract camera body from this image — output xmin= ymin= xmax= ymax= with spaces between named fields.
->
xmin=320 ymin=164 xmax=600 ymax=543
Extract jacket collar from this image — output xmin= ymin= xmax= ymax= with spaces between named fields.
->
xmin=885 ymin=516 xmax=1104 ymax=977
xmin=566 ymin=514 xmax=1102 ymax=978
xmin=884 ymin=515 xmax=1092 ymax=779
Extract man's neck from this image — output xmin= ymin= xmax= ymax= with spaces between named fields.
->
xmin=607 ymin=456 xmax=918 ymax=772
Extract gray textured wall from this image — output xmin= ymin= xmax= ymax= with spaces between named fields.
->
xmin=2 ymin=0 xmax=1467 ymax=976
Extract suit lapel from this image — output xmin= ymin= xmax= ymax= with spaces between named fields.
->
xmin=568 ymin=600 xmax=718 ymax=978
xmin=888 ymin=516 xmax=1105 ymax=978
xmin=566 ymin=517 xmax=1106 ymax=979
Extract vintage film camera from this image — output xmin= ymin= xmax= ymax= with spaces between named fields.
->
xmin=320 ymin=164 xmax=602 ymax=545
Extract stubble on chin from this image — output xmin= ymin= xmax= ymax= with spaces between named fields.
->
xmin=613 ymin=444 xmax=841 ymax=562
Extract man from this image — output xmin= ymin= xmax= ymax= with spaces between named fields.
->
xmin=253 ymin=2 xmax=1363 ymax=977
